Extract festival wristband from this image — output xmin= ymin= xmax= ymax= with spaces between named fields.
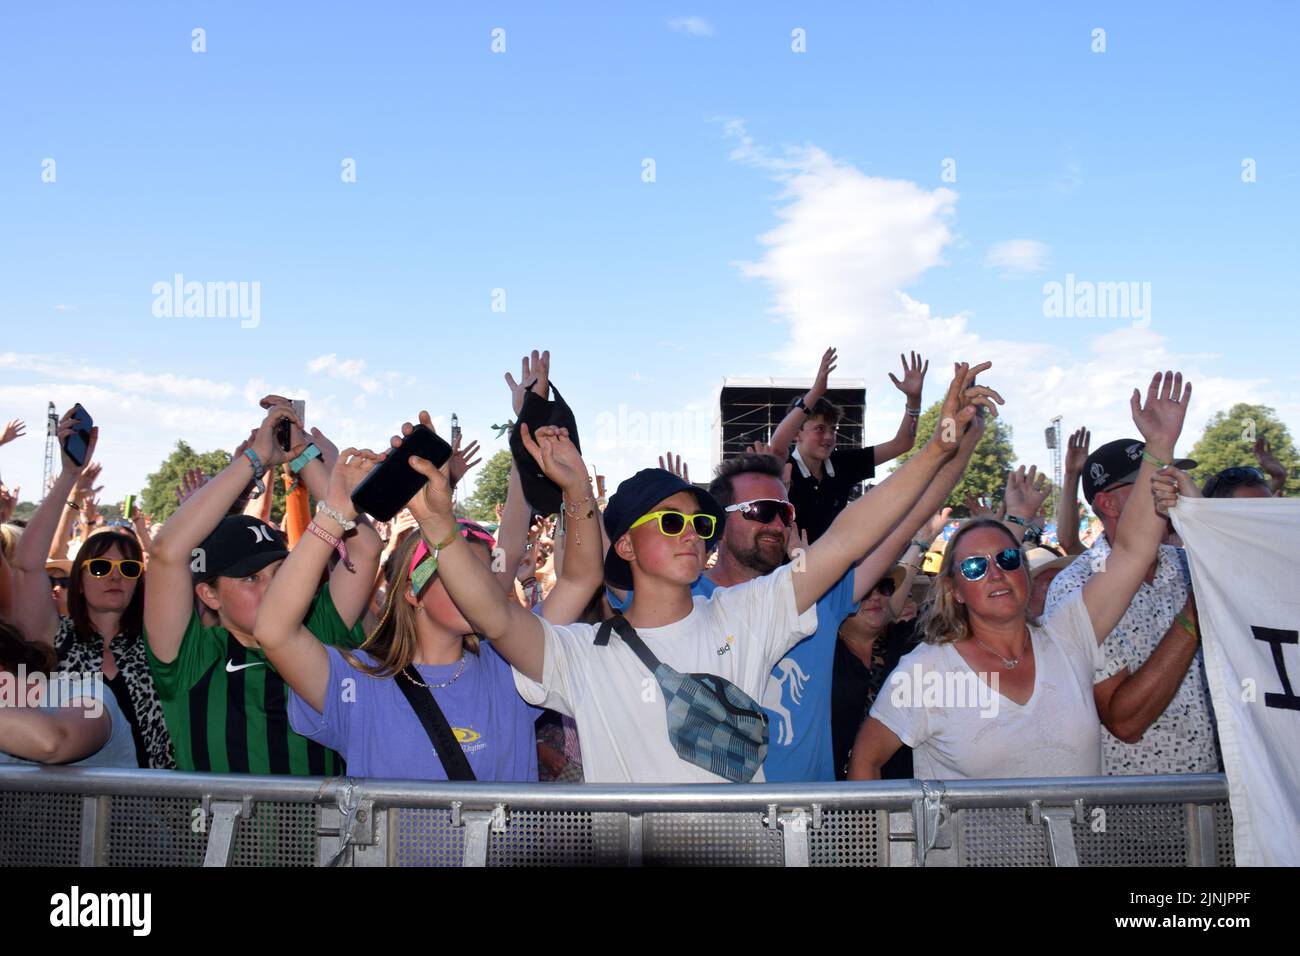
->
xmin=289 ymin=443 xmax=322 ymax=474
xmin=1141 ymin=449 xmax=1171 ymax=469
xmin=1176 ymin=611 xmax=1199 ymax=641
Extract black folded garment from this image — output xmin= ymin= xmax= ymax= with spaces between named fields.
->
xmin=508 ymin=382 xmax=582 ymax=515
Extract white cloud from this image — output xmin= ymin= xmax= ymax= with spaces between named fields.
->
xmin=53 ymin=304 xmax=78 ymax=312
xmin=984 ymin=239 xmax=1051 ymax=276
xmin=306 ymin=353 xmax=382 ymax=394
xmin=724 ymin=124 xmax=1298 ymax=480
xmin=668 ymin=16 xmax=714 ymax=36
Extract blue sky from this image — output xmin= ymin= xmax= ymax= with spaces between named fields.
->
xmin=1 ymin=1 xmax=1296 ymax=505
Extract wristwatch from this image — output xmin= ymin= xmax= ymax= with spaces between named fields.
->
xmin=793 ymin=397 xmax=811 ymax=415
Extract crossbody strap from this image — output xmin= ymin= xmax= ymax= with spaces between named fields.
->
xmin=394 ymin=666 xmax=477 ymax=781
xmin=594 ymin=614 xmax=664 ymax=675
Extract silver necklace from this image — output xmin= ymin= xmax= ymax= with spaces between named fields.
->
xmin=973 ymin=630 xmax=1031 ymax=669
xmin=401 ymin=655 xmax=467 ymax=689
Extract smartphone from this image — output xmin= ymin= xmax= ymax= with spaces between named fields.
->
xmin=350 ymin=424 xmax=453 ymax=522
xmin=123 ymin=494 xmax=136 ymax=519
xmin=63 ymin=404 xmax=94 ymax=467
xmin=275 ymin=400 xmax=306 ymax=452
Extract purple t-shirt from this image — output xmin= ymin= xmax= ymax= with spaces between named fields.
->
xmin=287 ymin=643 xmax=541 ymax=782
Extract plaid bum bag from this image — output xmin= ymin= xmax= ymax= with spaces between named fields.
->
xmin=595 ymin=615 xmax=768 ymax=783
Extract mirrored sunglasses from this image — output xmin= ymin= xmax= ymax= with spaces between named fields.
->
xmin=956 ymin=548 xmax=1023 ymax=582
xmin=724 ymin=498 xmax=795 ymax=527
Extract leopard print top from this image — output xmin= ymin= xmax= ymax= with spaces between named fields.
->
xmin=55 ymin=616 xmax=176 ymax=770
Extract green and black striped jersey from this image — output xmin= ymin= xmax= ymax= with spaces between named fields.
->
xmin=145 ymin=584 xmax=364 ymax=774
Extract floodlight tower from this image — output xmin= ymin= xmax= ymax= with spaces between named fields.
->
xmin=1045 ymin=416 xmax=1063 ymax=526
xmin=41 ymin=402 xmax=58 ymax=502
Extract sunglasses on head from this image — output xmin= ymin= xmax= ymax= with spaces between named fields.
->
xmin=85 ymin=558 xmax=144 ymax=579
xmin=955 ymin=548 xmax=1023 ymax=582
xmin=724 ymin=498 xmax=795 ymax=527
xmin=1204 ymin=466 xmax=1267 ymax=498
xmin=629 ymin=510 xmax=717 ymax=540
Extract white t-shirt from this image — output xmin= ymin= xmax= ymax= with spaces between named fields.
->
xmin=513 ymin=564 xmax=818 ymax=783
xmin=869 ymin=590 xmax=1103 ymax=780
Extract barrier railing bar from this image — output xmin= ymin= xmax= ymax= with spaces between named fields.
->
xmin=78 ymin=795 xmax=108 ymax=867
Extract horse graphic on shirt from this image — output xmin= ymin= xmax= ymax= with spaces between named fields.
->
xmin=762 ymin=658 xmax=810 ymax=746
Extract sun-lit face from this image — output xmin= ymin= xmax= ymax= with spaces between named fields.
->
xmin=949 ymin=526 xmax=1029 ymax=623
xmin=619 ymin=490 xmax=709 ymax=587
xmin=79 ymin=542 xmax=140 ymax=616
xmin=414 ymin=540 xmax=493 ymax=633
xmin=200 ymin=560 xmax=285 ymax=636
xmin=720 ymin=473 xmax=790 ymax=575
xmin=795 ymin=416 xmax=837 ymax=463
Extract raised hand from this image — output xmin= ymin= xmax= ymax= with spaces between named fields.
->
xmin=56 ymin=408 xmax=98 ymax=475
xmin=962 ymin=494 xmax=1003 ymax=522
xmin=176 ymin=467 xmax=211 ymax=505
xmin=325 ymin=448 xmax=384 ymax=513
xmin=933 ymin=362 xmax=1002 ymax=455
xmin=1151 ymin=465 xmax=1201 ymax=517
xmin=0 ymin=419 xmax=25 ymax=447
xmin=449 ymin=436 xmax=482 ymax=486
xmin=250 ymin=404 xmax=301 ymax=468
xmin=505 ymin=350 xmax=551 ymax=417
xmin=922 ymin=506 xmax=953 ymax=545
xmin=397 ymin=411 xmax=457 ymax=541
xmin=811 ymin=347 xmax=838 ymax=397
xmin=1005 ymin=464 xmax=1050 ymax=519
xmin=0 ymin=483 xmax=18 ymax=522
xmin=1130 ymin=371 xmax=1192 ymax=450
xmin=74 ymin=462 xmax=103 ymax=504
xmin=1253 ymin=437 xmax=1287 ymax=485
xmin=1064 ymin=427 xmax=1090 ymax=474
xmin=657 ymin=451 xmax=689 ymax=483
xmin=787 ymin=522 xmax=810 ymax=560
xmin=308 ymin=427 xmax=340 ymax=472
xmin=522 ymin=424 xmax=590 ymax=495
xmin=887 ymin=351 xmax=929 ymax=402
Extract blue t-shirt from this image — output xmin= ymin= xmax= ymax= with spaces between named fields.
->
xmin=0 ymin=678 xmax=138 ymax=768
xmin=287 ymin=643 xmax=541 ymax=781
xmin=609 ymin=568 xmax=858 ymax=782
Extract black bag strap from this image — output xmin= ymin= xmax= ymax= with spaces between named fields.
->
xmin=594 ymin=614 xmax=664 ymax=676
xmin=394 ymin=666 xmax=476 ymax=781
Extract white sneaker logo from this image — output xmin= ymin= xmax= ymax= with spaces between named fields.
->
xmin=226 ymin=660 xmax=265 ymax=673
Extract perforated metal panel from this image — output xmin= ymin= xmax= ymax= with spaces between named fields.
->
xmin=395 ymin=808 xmax=464 ymax=867
xmin=958 ymin=807 xmax=1051 ymax=866
xmin=489 ymin=810 xmax=599 ymax=866
xmin=1213 ymin=802 xmax=1235 ymax=867
xmin=0 ymin=790 xmax=82 ymax=866
xmin=809 ymin=809 xmax=885 ymax=867
xmin=107 ymin=795 xmax=206 ymax=866
xmin=641 ymin=812 xmax=784 ymax=866
xmin=230 ymin=802 xmax=318 ymax=867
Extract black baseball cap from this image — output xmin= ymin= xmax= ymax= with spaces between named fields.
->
xmin=509 ymin=382 xmax=582 ymax=516
xmin=602 ymin=468 xmax=726 ymax=590
xmin=191 ymin=514 xmax=289 ymax=583
xmin=1082 ymin=438 xmax=1197 ymax=506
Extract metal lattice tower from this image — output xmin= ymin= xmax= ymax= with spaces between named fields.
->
xmin=41 ymin=402 xmax=58 ymax=502
xmin=1045 ymin=416 xmax=1063 ymax=526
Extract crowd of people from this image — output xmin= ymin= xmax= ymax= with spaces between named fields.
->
xmin=0 ymin=347 xmax=1289 ymax=786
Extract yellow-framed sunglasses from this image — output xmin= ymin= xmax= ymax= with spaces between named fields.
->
xmin=627 ymin=510 xmax=717 ymax=540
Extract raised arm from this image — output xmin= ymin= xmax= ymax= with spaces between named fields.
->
xmin=1001 ymin=465 xmax=1051 ymax=544
xmin=768 ymin=347 xmax=837 ymax=460
xmin=849 ymin=411 xmax=982 ymax=603
xmin=1057 ymin=427 xmax=1089 ymax=555
xmin=11 ymin=409 xmax=98 ymax=647
xmin=0 ymin=699 xmax=111 ymax=764
xmin=800 ymin=362 xmax=1003 ymax=613
xmin=145 ymin=406 xmax=298 ymax=664
xmin=872 ymin=352 xmax=929 ymax=466
xmin=1254 ymin=438 xmax=1288 ymax=496
xmin=402 ymin=413 xmax=547 ymax=683
xmin=254 ymin=449 xmax=382 ymax=713
xmin=1081 ymin=371 xmax=1192 ymax=643
xmin=528 ymin=427 xmax=602 ymax=625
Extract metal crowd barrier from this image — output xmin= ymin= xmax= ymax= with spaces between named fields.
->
xmin=0 ymin=766 xmax=1233 ymax=867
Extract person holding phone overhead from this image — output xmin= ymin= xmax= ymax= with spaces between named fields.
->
xmin=10 ymin=407 xmax=175 ymax=769
xmin=252 ymin=418 xmax=589 ymax=781
xmin=142 ymin=403 xmax=382 ymax=774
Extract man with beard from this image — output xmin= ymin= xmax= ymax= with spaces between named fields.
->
xmin=699 ymin=417 xmax=981 ymax=781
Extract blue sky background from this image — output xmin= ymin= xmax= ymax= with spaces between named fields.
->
xmin=1 ymin=1 xmax=1296 ymax=505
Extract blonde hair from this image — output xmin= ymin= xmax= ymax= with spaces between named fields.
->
xmin=919 ymin=518 xmax=1033 ymax=646
xmin=344 ymin=532 xmax=480 ymax=679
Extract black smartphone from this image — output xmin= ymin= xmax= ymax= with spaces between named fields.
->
xmin=63 ymin=404 xmax=94 ymax=467
xmin=350 ymin=424 xmax=453 ymax=522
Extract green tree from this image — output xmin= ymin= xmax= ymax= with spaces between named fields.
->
xmin=141 ymin=441 xmax=289 ymax=524
xmin=891 ymin=401 xmax=1019 ymax=516
xmin=1187 ymin=403 xmax=1299 ymax=497
xmin=462 ymin=449 xmax=513 ymax=522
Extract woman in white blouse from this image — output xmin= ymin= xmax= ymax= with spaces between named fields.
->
xmin=849 ymin=371 xmax=1193 ymax=780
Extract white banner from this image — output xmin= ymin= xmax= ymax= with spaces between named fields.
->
xmin=1170 ymin=496 xmax=1300 ymax=866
